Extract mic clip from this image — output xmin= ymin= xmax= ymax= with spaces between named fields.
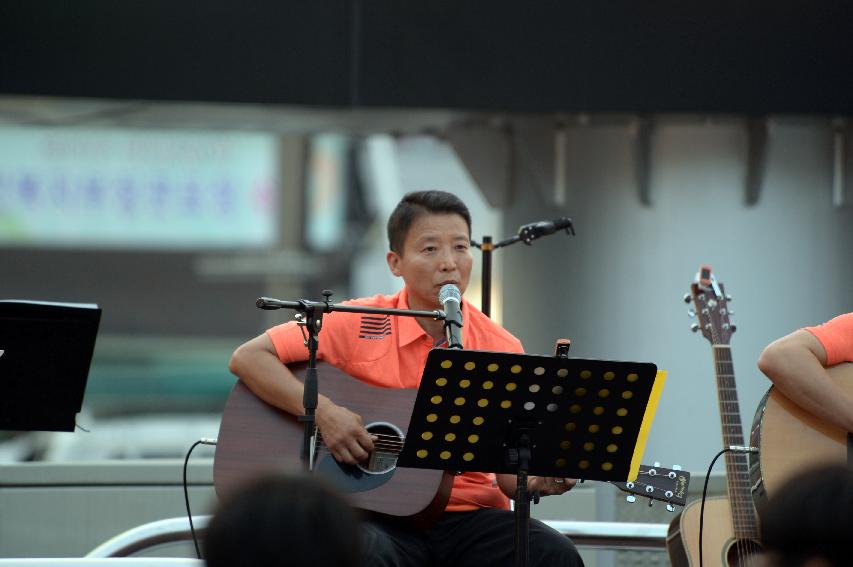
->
xmin=518 ymin=217 xmax=575 ymax=245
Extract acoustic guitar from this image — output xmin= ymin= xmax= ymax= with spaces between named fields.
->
xmin=749 ymin=362 xmax=853 ymax=507
xmin=667 ymin=266 xmax=763 ymax=567
xmin=214 ymin=361 xmax=690 ymax=527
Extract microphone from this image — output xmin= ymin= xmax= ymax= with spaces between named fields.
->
xmin=518 ymin=217 xmax=575 ymax=245
xmin=256 ymin=297 xmax=283 ymax=310
xmin=439 ymin=284 xmax=463 ymax=349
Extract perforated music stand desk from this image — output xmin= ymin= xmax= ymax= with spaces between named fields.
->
xmin=398 ymin=349 xmax=666 ymax=484
xmin=0 ymin=300 xmax=101 ymax=432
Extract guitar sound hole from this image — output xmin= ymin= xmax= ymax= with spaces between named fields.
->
xmin=724 ymin=539 xmax=763 ymax=566
xmin=357 ymin=421 xmax=403 ymax=475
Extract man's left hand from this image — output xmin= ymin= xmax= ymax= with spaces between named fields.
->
xmin=528 ymin=476 xmax=577 ymax=496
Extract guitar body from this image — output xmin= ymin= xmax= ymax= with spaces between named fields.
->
xmin=213 ymin=362 xmax=453 ymax=527
xmin=750 ymin=362 xmax=853 ymax=507
xmin=667 ymin=498 xmax=762 ymax=567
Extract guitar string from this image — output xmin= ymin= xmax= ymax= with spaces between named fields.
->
xmin=714 ymin=342 xmax=760 ymax=565
xmin=314 ymin=436 xmax=406 ymax=453
xmin=722 ymin=365 xmax=760 ymax=551
xmin=716 ymin=346 xmax=751 ymax=565
xmin=308 ymin=440 xmax=677 ymax=504
xmin=704 ymin=294 xmax=760 ymax=566
xmin=315 ymin=440 xmax=406 ymax=452
xmin=310 ymin=436 xmax=671 ymax=496
xmin=312 ymin=428 xmax=407 ymax=444
xmin=314 ymin=431 xmax=675 ymax=490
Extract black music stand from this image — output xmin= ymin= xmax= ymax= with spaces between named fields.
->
xmin=397 ymin=348 xmax=665 ymax=567
xmin=0 ymin=300 xmax=101 ymax=432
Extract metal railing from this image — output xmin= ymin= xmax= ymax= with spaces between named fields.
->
xmin=86 ymin=515 xmax=667 ymax=558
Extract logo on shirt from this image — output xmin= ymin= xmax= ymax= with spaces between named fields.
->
xmin=359 ymin=315 xmax=391 ymax=340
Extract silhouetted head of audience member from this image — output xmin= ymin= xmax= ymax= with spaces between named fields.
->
xmin=758 ymin=464 xmax=853 ymax=567
xmin=205 ymin=472 xmax=361 ymax=567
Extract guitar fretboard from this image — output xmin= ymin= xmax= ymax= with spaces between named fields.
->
xmin=713 ymin=345 xmax=759 ymax=540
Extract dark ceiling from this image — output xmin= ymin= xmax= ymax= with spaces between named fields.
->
xmin=2 ymin=1 xmax=853 ymax=114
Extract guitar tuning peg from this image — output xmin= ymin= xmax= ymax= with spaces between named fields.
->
xmin=653 ymin=461 xmax=661 ymax=467
xmin=727 ymin=310 xmax=734 ymax=316
xmin=672 ymin=464 xmax=682 ymax=471
xmin=687 ymin=309 xmax=696 ymax=318
xmin=731 ymin=325 xmax=737 ymax=333
xmin=691 ymin=323 xmax=700 ymax=333
xmin=626 ymin=495 xmax=636 ymax=503
xmin=666 ymin=504 xmax=675 ymax=513
xmin=683 ymin=293 xmax=692 ymax=304
xmin=726 ymin=294 xmax=732 ymax=301
xmin=647 ymin=498 xmax=654 ymax=507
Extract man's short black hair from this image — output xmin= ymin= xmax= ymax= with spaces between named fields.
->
xmin=387 ymin=190 xmax=472 ymax=254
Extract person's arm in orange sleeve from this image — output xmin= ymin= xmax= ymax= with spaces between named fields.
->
xmin=757 ymin=329 xmax=853 ymax=432
xmin=229 ymin=333 xmax=374 ymax=464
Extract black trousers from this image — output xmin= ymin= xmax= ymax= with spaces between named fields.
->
xmin=361 ymin=509 xmax=585 ymax=567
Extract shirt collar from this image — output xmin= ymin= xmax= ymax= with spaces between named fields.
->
xmin=397 ymin=288 xmax=428 ymax=347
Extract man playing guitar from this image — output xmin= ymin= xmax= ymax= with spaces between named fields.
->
xmin=757 ymin=312 xmax=853 ymax=433
xmin=228 ymin=191 xmax=584 ymax=567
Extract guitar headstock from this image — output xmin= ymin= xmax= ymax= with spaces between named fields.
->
xmin=612 ymin=463 xmax=691 ymax=511
xmin=684 ymin=264 xmax=736 ymax=345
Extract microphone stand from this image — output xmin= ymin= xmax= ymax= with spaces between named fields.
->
xmin=256 ymin=291 xmax=447 ymax=471
xmin=472 ymin=217 xmax=575 ymax=318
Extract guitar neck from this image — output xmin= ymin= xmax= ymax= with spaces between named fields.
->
xmin=712 ymin=345 xmax=759 ymax=540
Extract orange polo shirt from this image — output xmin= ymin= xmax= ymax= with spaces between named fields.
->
xmin=804 ymin=312 xmax=853 ymax=365
xmin=266 ymin=287 xmax=524 ymax=512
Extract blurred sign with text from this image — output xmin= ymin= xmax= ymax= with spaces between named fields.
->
xmin=0 ymin=126 xmax=280 ymax=249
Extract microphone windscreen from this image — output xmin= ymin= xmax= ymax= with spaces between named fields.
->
xmin=439 ymin=283 xmax=461 ymax=304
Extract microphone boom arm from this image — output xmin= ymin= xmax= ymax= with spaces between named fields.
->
xmin=257 ymin=297 xmax=445 ymax=321
xmin=470 ymin=216 xmax=576 ymax=317
xmin=255 ymin=291 xmax=446 ymax=471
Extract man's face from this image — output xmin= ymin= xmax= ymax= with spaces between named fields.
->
xmin=386 ymin=212 xmax=472 ymax=311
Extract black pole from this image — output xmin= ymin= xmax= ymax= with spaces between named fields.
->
xmin=474 ymin=217 xmax=574 ymax=320
xmin=481 ymin=235 xmax=493 ymax=318
xmin=513 ymin=433 xmax=532 ymax=567
xmin=298 ymin=302 xmax=320 ymax=470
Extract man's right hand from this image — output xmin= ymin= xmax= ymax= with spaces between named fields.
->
xmin=316 ymin=400 xmax=375 ymax=465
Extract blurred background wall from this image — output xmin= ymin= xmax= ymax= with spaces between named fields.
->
xmin=8 ymin=115 xmax=848 ymax=468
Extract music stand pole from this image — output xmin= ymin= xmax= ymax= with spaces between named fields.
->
xmin=511 ymin=429 xmax=533 ymax=567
